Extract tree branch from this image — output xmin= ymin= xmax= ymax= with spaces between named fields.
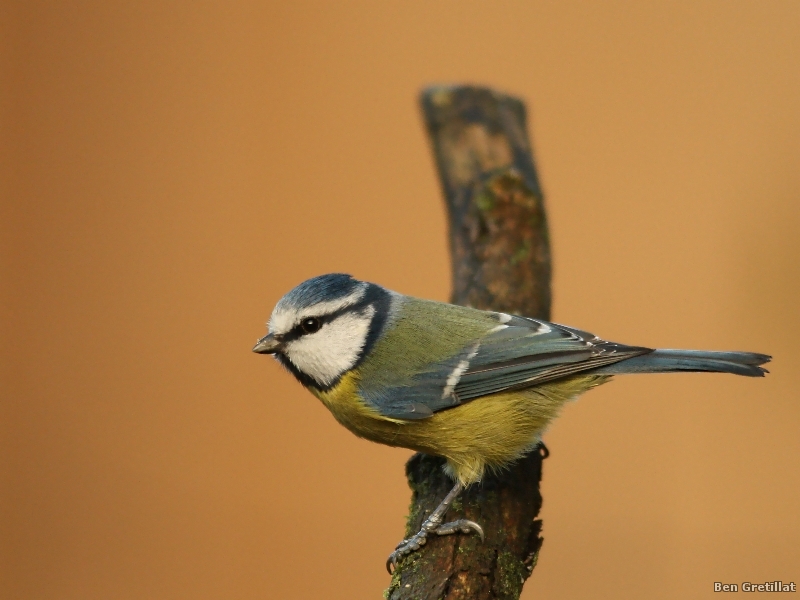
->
xmin=386 ymin=85 xmax=552 ymax=600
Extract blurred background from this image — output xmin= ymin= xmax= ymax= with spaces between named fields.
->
xmin=2 ymin=2 xmax=799 ymax=599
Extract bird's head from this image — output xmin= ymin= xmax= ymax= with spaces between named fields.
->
xmin=253 ymin=273 xmax=392 ymax=390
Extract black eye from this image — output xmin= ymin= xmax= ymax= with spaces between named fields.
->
xmin=299 ymin=317 xmax=321 ymax=334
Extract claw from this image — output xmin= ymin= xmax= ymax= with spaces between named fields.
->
xmin=466 ymin=519 xmax=485 ymax=541
xmin=435 ymin=518 xmax=484 ymax=541
xmin=386 ymin=531 xmax=428 ymax=574
xmin=387 ymin=481 xmax=484 ymax=573
xmin=386 ymin=542 xmax=419 ymax=574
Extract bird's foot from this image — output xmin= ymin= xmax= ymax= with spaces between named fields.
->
xmin=386 ymin=518 xmax=483 ymax=573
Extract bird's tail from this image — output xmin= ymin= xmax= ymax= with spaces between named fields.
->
xmin=595 ymin=349 xmax=771 ymax=378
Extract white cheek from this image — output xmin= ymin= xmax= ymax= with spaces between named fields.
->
xmin=284 ymin=310 xmax=373 ymax=386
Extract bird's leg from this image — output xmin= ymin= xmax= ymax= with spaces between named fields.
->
xmin=386 ymin=481 xmax=484 ymax=573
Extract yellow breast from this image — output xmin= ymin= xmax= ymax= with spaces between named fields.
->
xmin=310 ymin=371 xmax=610 ymax=485
xmin=311 ymin=371 xmax=398 ymax=434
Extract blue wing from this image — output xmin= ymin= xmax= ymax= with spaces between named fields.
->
xmin=362 ymin=313 xmax=650 ymax=420
xmin=453 ymin=316 xmax=650 ymax=401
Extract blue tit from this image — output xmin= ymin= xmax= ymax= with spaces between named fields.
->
xmin=252 ymin=273 xmax=770 ymax=571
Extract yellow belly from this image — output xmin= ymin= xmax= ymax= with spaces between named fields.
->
xmin=312 ymin=371 xmax=610 ymax=485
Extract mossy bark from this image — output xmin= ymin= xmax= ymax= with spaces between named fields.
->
xmin=386 ymin=85 xmax=551 ymax=600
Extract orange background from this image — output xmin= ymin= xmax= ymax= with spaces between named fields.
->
xmin=2 ymin=2 xmax=799 ymax=599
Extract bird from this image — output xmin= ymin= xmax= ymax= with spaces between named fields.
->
xmin=252 ymin=273 xmax=770 ymax=573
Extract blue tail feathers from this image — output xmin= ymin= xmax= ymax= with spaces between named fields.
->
xmin=595 ymin=349 xmax=771 ymax=377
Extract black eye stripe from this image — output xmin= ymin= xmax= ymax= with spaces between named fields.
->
xmin=282 ymin=314 xmax=332 ymax=341
xmin=294 ymin=306 xmax=356 ymax=333
xmin=280 ymin=300 xmax=377 ymax=343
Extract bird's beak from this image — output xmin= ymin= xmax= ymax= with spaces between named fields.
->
xmin=252 ymin=333 xmax=281 ymax=354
